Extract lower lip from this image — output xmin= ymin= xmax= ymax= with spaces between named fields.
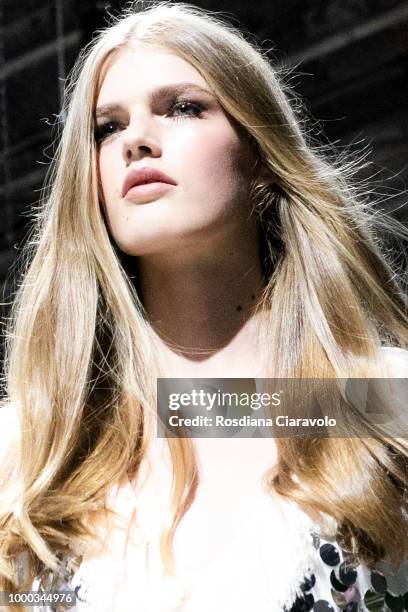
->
xmin=124 ymin=181 xmax=174 ymax=202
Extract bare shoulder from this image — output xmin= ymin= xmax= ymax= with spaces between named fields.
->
xmin=380 ymin=346 xmax=408 ymax=377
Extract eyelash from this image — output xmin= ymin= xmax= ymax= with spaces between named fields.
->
xmin=94 ymin=98 xmax=206 ymax=143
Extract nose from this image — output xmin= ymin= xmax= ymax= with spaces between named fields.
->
xmin=122 ymin=117 xmax=162 ymax=165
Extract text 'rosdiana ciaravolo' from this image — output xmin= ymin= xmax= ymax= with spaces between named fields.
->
xmin=166 ymin=389 xmax=337 ymax=428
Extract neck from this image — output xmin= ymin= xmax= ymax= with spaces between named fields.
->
xmin=136 ymin=220 xmax=266 ymax=364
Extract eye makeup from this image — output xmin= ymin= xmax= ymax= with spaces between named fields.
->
xmin=94 ymin=94 xmax=209 ymax=143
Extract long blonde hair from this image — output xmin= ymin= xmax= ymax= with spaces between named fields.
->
xmin=1 ymin=0 xmax=408 ymax=600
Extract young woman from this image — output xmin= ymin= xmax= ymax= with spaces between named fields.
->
xmin=1 ymin=2 xmax=408 ymax=610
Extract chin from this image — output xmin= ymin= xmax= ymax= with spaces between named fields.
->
xmin=111 ymin=222 xmax=217 ymax=258
xmin=113 ymin=236 xmax=177 ymax=258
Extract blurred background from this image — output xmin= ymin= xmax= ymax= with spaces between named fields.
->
xmin=0 ymin=0 xmax=407 ymax=299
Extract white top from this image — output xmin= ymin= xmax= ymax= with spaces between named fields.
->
xmin=63 ymin=478 xmax=322 ymax=611
xmin=31 ymin=471 xmax=408 ymax=612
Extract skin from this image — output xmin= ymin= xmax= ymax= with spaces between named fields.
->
xmin=95 ymin=44 xmax=267 ymax=374
xmin=95 ymin=44 xmax=279 ymax=569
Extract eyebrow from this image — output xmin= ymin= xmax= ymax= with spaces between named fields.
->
xmin=95 ymin=82 xmax=214 ymax=118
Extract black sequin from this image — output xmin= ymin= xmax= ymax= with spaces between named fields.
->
xmin=319 ymin=543 xmax=341 ymax=567
xmin=330 ymin=569 xmax=349 ymax=593
xmin=384 ymin=591 xmax=405 ymax=611
xmin=312 ymin=601 xmax=336 ymax=611
xmin=287 ymin=593 xmax=314 ymax=611
xmin=338 ymin=560 xmax=358 ymax=586
xmin=300 ymin=573 xmax=316 ymax=592
xmin=370 ymin=569 xmax=387 ymax=594
xmin=364 ymin=589 xmax=385 ymax=611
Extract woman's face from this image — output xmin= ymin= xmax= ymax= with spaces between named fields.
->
xmin=95 ymin=45 xmax=258 ymax=257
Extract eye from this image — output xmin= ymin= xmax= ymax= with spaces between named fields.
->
xmin=94 ymin=120 xmax=122 ymax=144
xmin=168 ymin=98 xmax=206 ymax=120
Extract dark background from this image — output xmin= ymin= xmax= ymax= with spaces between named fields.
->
xmin=0 ymin=0 xmax=407 ymax=299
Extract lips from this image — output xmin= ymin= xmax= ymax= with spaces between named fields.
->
xmin=121 ymin=167 xmax=177 ymax=198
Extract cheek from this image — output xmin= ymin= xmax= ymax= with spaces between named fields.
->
xmin=179 ymin=124 xmax=253 ymax=195
xmin=98 ymin=146 xmax=121 ymax=197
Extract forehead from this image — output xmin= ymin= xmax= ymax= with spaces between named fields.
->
xmin=96 ymin=45 xmax=210 ymax=105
